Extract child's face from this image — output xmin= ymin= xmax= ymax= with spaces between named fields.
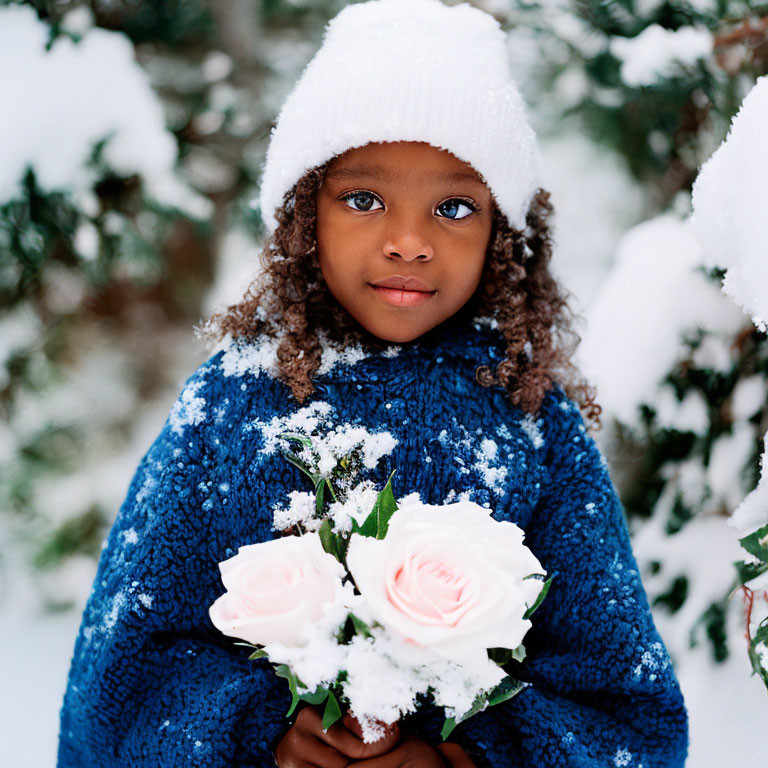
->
xmin=315 ymin=141 xmax=493 ymax=343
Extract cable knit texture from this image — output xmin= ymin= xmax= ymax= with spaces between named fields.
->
xmin=57 ymin=314 xmax=689 ymax=767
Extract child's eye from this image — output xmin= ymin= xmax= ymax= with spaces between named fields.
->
xmin=436 ymin=198 xmax=478 ymax=220
xmin=341 ymin=191 xmax=383 ymax=212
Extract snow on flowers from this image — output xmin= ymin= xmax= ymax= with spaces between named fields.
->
xmin=209 ymin=410 xmax=551 ymax=742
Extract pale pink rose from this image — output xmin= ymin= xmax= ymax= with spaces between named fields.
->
xmin=209 ymin=533 xmax=348 ymax=647
xmin=346 ymin=500 xmax=545 ymax=659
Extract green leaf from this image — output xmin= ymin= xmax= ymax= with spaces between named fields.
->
xmin=325 ymin=477 xmax=339 ymax=502
xmin=281 ymin=450 xmax=315 ymax=483
xmin=279 ymin=431 xmax=313 ymax=447
xmin=487 ymin=647 xmax=514 ymax=666
xmin=248 ymin=648 xmax=268 ymax=661
xmin=735 ymin=559 xmax=768 ymax=584
xmin=315 ymin=476 xmax=327 ymax=516
xmin=349 ymin=613 xmax=373 ymax=638
xmin=318 ymin=518 xmax=347 ymax=563
xmin=318 ymin=518 xmax=335 ymax=554
xmin=275 ymin=664 xmax=301 ymax=717
xmin=441 ymin=717 xmax=458 ymax=740
xmin=358 ymin=469 xmax=398 ymax=539
xmin=523 ymin=575 xmax=553 ymax=620
xmin=440 ymin=675 xmax=528 ymax=740
xmin=487 ymin=676 xmax=528 ymax=706
xmin=322 ymin=691 xmax=343 ymax=730
xmin=300 ymin=687 xmax=330 ymax=706
xmin=739 ymin=523 xmax=768 ymax=562
xmin=748 ymin=618 xmax=768 ymax=691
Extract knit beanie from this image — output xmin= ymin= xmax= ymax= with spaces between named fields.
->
xmin=258 ymin=0 xmax=542 ymax=235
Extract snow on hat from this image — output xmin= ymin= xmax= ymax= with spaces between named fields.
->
xmin=258 ymin=0 xmax=542 ymax=235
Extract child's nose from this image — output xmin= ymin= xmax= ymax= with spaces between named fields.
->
xmin=381 ymin=215 xmax=435 ymax=262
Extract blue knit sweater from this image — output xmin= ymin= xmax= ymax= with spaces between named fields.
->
xmin=57 ymin=313 xmax=689 ymax=767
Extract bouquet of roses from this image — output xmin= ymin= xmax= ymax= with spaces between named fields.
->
xmin=209 ymin=411 xmax=551 ymax=742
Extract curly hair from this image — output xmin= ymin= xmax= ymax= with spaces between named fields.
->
xmin=197 ymin=160 xmax=602 ymax=432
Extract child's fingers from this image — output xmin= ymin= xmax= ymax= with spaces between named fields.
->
xmin=276 ymin=708 xmax=352 ymax=768
xmin=436 ymin=742 xmax=477 ymax=767
xmin=303 ymin=737 xmax=353 ymax=768
xmin=291 ymin=706 xmax=399 ymax=761
xmin=318 ymin=719 xmax=398 ymax=761
xmin=275 ymin=732 xmax=350 ymax=768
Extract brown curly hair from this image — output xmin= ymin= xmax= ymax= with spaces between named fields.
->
xmin=197 ymin=160 xmax=602 ymax=432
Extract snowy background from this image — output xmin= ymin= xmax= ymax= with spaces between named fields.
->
xmin=2 ymin=1 xmax=768 ymax=765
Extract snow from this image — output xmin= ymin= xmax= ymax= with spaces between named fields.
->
xmin=256 ymin=403 xmax=397 ymax=484
xmin=613 ymin=747 xmax=633 ymax=767
xmin=691 ymin=76 xmax=768 ymax=333
xmin=340 ymin=628 xmax=507 ymax=742
xmin=326 ymin=481 xmax=381 ymax=533
xmin=0 ymin=4 xmax=210 ymax=217
xmin=219 ymin=333 xmax=282 ymax=378
xmin=730 ymin=432 xmax=768 ymax=535
xmin=0 ymin=305 xmax=42 ymax=389
xmin=730 ymin=375 xmax=767 ymax=421
xmin=520 ymin=414 xmax=544 ymax=450
xmin=577 ymin=215 xmax=746 ymax=426
xmin=272 ymin=490 xmax=319 ymax=532
xmin=168 ymin=378 xmax=208 ymax=436
xmin=653 ymin=385 xmax=709 ymax=435
xmin=630 ymin=511 xmax=768 ymax=765
xmin=706 ymin=422 xmax=755 ymax=511
xmin=609 ymin=24 xmax=713 ymax=87
xmin=539 ymin=132 xmax=645 ymax=310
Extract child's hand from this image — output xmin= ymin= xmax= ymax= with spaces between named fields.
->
xmin=348 ymin=733 xmax=450 ymax=767
xmin=274 ymin=706 xmax=399 ymax=767
xmin=348 ymin=735 xmax=478 ymax=768
xmin=436 ymin=742 xmax=478 ymax=768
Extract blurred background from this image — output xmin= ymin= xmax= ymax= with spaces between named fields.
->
xmin=1 ymin=0 xmax=767 ymax=765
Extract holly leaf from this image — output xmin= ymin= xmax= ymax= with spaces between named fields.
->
xmin=357 ymin=470 xmax=398 ymax=539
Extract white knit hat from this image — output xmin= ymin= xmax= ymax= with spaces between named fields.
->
xmin=258 ymin=0 xmax=542 ymax=235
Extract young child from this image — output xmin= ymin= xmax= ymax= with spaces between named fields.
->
xmin=57 ymin=1 xmax=689 ymax=766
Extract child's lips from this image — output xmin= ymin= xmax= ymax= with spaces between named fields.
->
xmin=368 ymin=283 xmax=437 ymax=307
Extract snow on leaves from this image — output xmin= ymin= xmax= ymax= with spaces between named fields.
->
xmin=256 ymin=402 xmax=399 ymax=533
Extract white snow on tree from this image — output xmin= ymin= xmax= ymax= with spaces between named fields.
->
xmin=691 ymin=75 xmax=768 ymax=334
xmin=0 ymin=3 xmax=209 ymax=218
xmin=691 ymin=75 xmax=768 ymax=689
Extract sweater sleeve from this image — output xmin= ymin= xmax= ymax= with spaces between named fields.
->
xmin=57 ymin=358 xmax=291 ymax=767
xmin=454 ymin=387 xmax=689 ymax=768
